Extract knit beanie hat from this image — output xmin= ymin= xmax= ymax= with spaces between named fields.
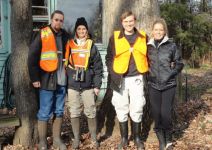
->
xmin=74 ymin=17 xmax=88 ymax=32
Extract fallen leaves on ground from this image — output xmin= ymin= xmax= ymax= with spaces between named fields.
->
xmin=1 ymin=67 xmax=212 ymax=150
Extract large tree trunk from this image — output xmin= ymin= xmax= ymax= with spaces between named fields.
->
xmin=102 ymin=0 xmax=160 ymax=45
xmin=10 ymin=0 xmax=38 ymax=147
xmin=99 ymin=0 xmax=160 ymax=141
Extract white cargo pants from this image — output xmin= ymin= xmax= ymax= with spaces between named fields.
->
xmin=112 ymin=75 xmax=146 ymax=123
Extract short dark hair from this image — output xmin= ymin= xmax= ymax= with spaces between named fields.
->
xmin=120 ymin=10 xmax=136 ymax=21
xmin=51 ymin=10 xmax=64 ymax=19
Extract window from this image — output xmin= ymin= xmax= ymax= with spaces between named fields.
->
xmin=32 ymin=0 xmax=49 ymax=31
xmin=57 ymin=0 xmax=102 ymax=42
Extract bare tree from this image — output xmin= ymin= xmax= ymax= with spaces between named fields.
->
xmin=10 ymin=0 xmax=38 ymax=147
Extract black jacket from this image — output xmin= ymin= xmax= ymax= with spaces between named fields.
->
xmin=147 ymin=36 xmax=184 ymax=90
xmin=28 ymin=25 xmax=70 ymax=90
xmin=66 ymin=41 xmax=103 ymax=91
xmin=105 ymin=28 xmax=146 ymax=92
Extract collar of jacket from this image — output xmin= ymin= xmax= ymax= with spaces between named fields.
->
xmin=48 ymin=24 xmax=63 ymax=35
xmin=118 ymin=27 xmax=144 ymax=39
xmin=147 ymin=36 xmax=169 ymax=48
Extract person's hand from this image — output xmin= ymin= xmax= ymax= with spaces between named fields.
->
xmin=94 ymin=88 xmax=100 ymax=96
xmin=32 ymin=81 xmax=41 ymax=88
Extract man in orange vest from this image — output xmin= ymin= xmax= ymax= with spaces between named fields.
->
xmin=106 ymin=11 xmax=148 ymax=150
xmin=28 ymin=10 xmax=69 ymax=150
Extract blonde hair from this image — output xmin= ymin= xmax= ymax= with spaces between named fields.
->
xmin=120 ymin=10 xmax=136 ymax=21
xmin=151 ymin=18 xmax=168 ymax=38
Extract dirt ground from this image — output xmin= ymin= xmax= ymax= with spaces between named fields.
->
xmin=1 ymin=65 xmax=212 ymax=150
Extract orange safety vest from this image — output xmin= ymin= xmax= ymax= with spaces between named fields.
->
xmin=65 ymin=39 xmax=92 ymax=70
xmin=40 ymin=26 xmax=58 ymax=72
xmin=113 ymin=30 xmax=149 ymax=74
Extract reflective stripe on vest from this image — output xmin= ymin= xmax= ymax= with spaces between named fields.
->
xmin=40 ymin=51 xmax=57 ymax=60
xmin=66 ymin=39 xmax=92 ymax=69
xmin=40 ymin=27 xmax=58 ymax=72
xmin=113 ymin=30 xmax=148 ymax=74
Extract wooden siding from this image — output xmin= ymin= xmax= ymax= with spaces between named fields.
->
xmin=0 ymin=53 xmax=9 ymax=104
xmin=95 ymin=43 xmax=108 ymax=101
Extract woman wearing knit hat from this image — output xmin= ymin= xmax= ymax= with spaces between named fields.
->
xmin=65 ymin=17 xmax=103 ymax=149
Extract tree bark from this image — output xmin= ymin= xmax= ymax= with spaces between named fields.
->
xmin=99 ymin=0 xmax=160 ymax=141
xmin=10 ymin=0 xmax=38 ymax=147
xmin=102 ymin=0 xmax=160 ymax=45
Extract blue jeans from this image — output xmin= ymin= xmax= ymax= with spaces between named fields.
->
xmin=37 ymin=85 xmax=66 ymax=121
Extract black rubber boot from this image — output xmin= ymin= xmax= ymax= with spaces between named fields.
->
xmin=87 ymin=118 xmax=100 ymax=149
xmin=132 ymin=121 xmax=144 ymax=150
xmin=165 ymin=130 xmax=173 ymax=150
xmin=71 ymin=118 xmax=80 ymax=150
xmin=156 ymin=130 xmax=166 ymax=150
xmin=118 ymin=121 xmax=128 ymax=150
xmin=129 ymin=119 xmax=134 ymax=141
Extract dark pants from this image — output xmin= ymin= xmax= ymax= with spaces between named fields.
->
xmin=149 ymin=86 xmax=176 ymax=132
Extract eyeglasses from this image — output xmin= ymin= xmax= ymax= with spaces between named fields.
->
xmin=54 ymin=18 xmax=64 ymax=23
